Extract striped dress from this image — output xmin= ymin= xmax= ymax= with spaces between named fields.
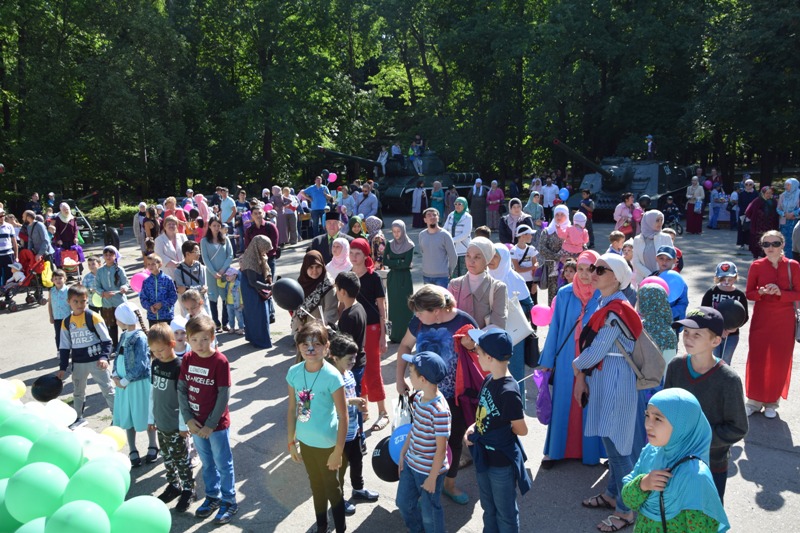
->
xmin=406 ymin=391 xmax=452 ymax=476
xmin=573 ymin=291 xmax=638 ymax=455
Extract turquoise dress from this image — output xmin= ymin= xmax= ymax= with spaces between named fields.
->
xmin=431 ymin=189 xmax=445 ymax=219
xmin=112 ymin=330 xmax=152 ymax=431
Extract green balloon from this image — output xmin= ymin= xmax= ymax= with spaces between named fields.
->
xmin=0 ymin=479 xmax=22 ymax=532
xmin=0 ymin=399 xmax=22 ymax=425
xmin=14 ymin=516 xmax=46 ymax=533
xmin=0 ymin=435 xmax=33 ymax=478
xmin=63 ymin=463 xmax=125 ymax=516
xmin=28 ymin=431 xmax=84 ymax=477
xmin=0 ymin=412 xmax=50 ymax=442
xmin=5 ymin=462 xmax=69 ymax=524
xmin=77 ymin=459 xmax=130 ymax=495
xmin=109 ymin=496 xmax=171 ymax=533
xmin=45 ymin=500 xmax=110 ymax=533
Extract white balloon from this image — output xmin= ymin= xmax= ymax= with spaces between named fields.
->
xmin=83 ymin=433 xmax=117 ymax=460
xmin=44 ymin=399 xmax=78 ymax=427
xmin=72 ymin=427 xmax=98 ymax=448
xmin=0 ymin=379 xmax=17 ymax=400
xmin=22 ymin=402 xmax=47 ymax=418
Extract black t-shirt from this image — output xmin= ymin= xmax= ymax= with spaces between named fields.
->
xmin=356 ymin=272 xmax=385 ymax=325
xmin=151 ymin=357 xmax=183 ymax=432
xmin=700 ymin=286 xmax=748 ymax=336
xmin=475 ymin=375 xmax=524 ymax=467
xmin=338 ymin=302 xmax=367 ymax=369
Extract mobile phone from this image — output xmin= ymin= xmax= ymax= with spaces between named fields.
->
xmin=580 ymin=391 xmax=589 ymax=408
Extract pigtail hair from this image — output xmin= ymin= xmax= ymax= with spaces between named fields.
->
xmin=134 ymin=309 xmax=149 ymax=334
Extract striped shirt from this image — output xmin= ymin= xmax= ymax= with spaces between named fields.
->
xmin=573 ymin=291 xmax=638 ymax=455
xmin=406 ymin=390 xmax=451 ymax=476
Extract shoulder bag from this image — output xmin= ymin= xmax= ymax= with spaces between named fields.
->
xmin=786 ymin=260 xmax=800 ymax=343
xmin=488 ymin=283 xmax=533 ymax=345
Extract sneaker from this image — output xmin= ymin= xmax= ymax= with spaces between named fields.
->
xmin=745 ymin=404 xmax=761 ymax=417
xmin=68 ymin=417 xmax=87 ymax=430
xmin=764 ymin=407 xmax=777 ymax=419
xmin=351 ymin=489 xmax=379 ymax=502
xmin=344 ymin=500 xmax=356 ymax=516
xmin=213 ymin=502 xmax=239 ymax=525
xmin=195 ymin=497 xmax=221 ymax=518
xmin=157 ymin=484 xmax=182 ymax=504
xmin=175 ymin=489 xmax=196 ymax=513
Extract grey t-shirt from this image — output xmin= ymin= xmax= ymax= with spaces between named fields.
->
xmin=174 ymin=261 xmax=206 ymax=291
xmin=418 ymin=229 xmax=457 ymax=278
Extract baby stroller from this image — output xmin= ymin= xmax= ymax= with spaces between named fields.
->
xmin=59 ymin=248 xmax=83 ymax=283
xmin=0 ymin=249 xmax=48 ymax=313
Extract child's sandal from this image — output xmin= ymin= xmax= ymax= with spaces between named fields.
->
xmin=145 ymin=446 xmax=160 ymax=464
xmin=129 ymin=450 xmax=142 ymax=468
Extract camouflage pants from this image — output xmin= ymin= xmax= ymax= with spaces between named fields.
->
xmin=157 ymin=429 xmax=194 ymax=491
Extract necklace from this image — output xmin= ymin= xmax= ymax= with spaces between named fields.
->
xmin=297 ymin=363 xmax=322 ymax=423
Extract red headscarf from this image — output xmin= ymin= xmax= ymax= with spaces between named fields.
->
xmin=350 ymin=238 xmax=374 ymax=274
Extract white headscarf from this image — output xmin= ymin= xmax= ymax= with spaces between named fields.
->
xmin=489 ymin=243 xmax=529 ymax=297
xmin=326 ymin=237 xmax=353 ymax=280
xmin=547 ymin=204 xmax=571 ymax=234
xmin=58 ymin=203 xmax=73 ymax=223
xmin=600 ymin=252 xmax=632 ymax=291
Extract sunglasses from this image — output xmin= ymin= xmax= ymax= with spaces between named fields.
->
xmin=761 ymin=241 xmax=783 ymax=249
xmin=589 ymin=264 xmax=612 ymax=276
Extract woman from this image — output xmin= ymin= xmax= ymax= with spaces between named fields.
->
xmin=745 ymin=187 xmax=779 ymax=259
xmin=448 ymin=237 xmax=507 ymax=329
xmin=486 ymin=180 xmax=504 ymax=231
xmin=443 ymin=197 xmax=473 ymax=278
xmin=737 ymin=178 xmax=758 ymax=249
xmin=339 ymin=187 xmax=356 ymax=220
xmin=530 ymin=177 xmax=543 ymax=196
xmin=395 ymin=285 xmax=479 ymax=505
xmin=523 ymin=191 xmax=544 ymax=231
xmin=383 ymin=220 xmax=414 ymax=344
xmin=539 ymin=250 xmax=603 ymax=468
xmin=631 ymin=210 xmax=672 ymax=286
xmin=538 ymin=204 xmax=570 ymax=304
xmin=53 ymin=202 xmax=84 ymax=268
xmin=573 ymin=253 xmax=640 ymax=532
xmin=468 ymin=178 xmax=488 ymax=228
xmin=142 ymin=206 xmax=160 ymax=242
xmin=430 ymin=181 xmax=445 ymax=219
xmin=292 ymin=251 xmax=338 ymax=333
xmin=325 ymin=237 xmax=352 ymax=280
xmin=777 ymin=178 xmax=799 ymax=258
xmin=201 ymin=217 xmax=234 ymax=331
xmin=269 ymin=185 xmax=289 ymax=246
xmin=282 ymin=187 xmax=299 ymax=245
xmin=613 ymin=192 xmax=636 ymax=238
xmin=685 ymin=176 xmax=706 ymax=235
xmin=154 ymin=216 xmax=188 ymax=280
xmin=234 ymin=189 xmax=251 ymax=254
xmin=239 ymin=235 xmax=273 ymax=348
xmin=346 ymin=215 xmax=366 ymax=240
xmin=499 ymin=198 xmax=534 ymax=245
xmin=410 ymin=181 xmax=428 ymax=228
xmin=444 ymin=185 xmax=458 ymax=218
xmin=163 ymin=197 xmax=188 ymax=234
xmin=744 ymin=230 xmax=800 ymax=419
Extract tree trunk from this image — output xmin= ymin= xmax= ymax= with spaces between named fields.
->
xmin=0 ymin=37 xmax=10 ymax=131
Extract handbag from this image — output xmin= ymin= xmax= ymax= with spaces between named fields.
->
xmin=532 ymin=370 xmax=552 ymax=425
xmin=487 ymin=285 xmax=533 ymax=345
xmin=693 ymin=201 xmax=702 ymax=214
xmin=620 ymin=222 xmax=633 ymax=237
xmin=786 ymin=261 xmax=800 ymax=343
xmin=392 ymin=392 xmax=412 ymax=431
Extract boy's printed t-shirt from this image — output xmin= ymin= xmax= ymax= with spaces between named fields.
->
xmin=343 ymin=370 xmax=358 ymax=442
xmin=701 ymin=286 xmax=748 ymax=336
xmin=286 ymin=361 xmax=344 ymax=449
xmin=510 ymin=244 xmax=537 ymax=282
xmin=475 ymin=376 xmax=524 ymax=467
xmin=151 ymin=357 xmax=185 ymax=433
xmin=406 ymin=390 xmax=451 ymax=476
xmin=59 ymin=311 xmax=113 ymax=370
xmin=179 ymin=350 xmax=231 ymax=431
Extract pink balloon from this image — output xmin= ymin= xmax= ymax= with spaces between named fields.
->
xmin=264 ymin=203 xmax=274 ymax=211
xmin=632 ymin=207 xmax=643 ymax=222
xmin=640 ymin=275 xmax=669 ymax=295
xmin=328 ymin=173 xmax=338 ymax=183
xmin=704 ymin=180 xmax=712 ymax=190
xmin=129 ymin=271 xmax=150 ymax=293
xmin=183 ymin=202 xmax=193 ymax=212
xmin=531 ymin=304 xmax=553 ymax=327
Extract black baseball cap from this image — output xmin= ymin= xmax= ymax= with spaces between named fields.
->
xmin=674 ymin=306 xmax=724 ymax=337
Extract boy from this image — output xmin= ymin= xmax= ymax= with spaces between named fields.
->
xmin=655 ymin=245 xmax=689 ymax=324
xmin=57 ymin=284 xmax=115 ymax=426
xmin=140 ymin=254 xmax=179 ymax=326
xmin=335 ymin=272 xmax=367 ymax=441
xmin=667 ymin=307 xmax=748 ymax=503
xmin=178 ymin=315 xmax=237 ymax=524
xmin=48 ymin=269 xmax=70 ymax=357
xmin=661 ymin=228 xmax=684 ymax=272
xmin=579 ymin=189 xmax=595 ymax=248
xmin=397 ymin=351 xmax=451 ymax=533
xmin=663 ymin=195 xmax=682 ymax=224
xmin=607 ymin=231 xmax=625 ymax=255
xmin=147 ymin=323 xmax=196 ymax=512
xmin=466 ymin=328 xmax=530 ymax=532
xmin=174 ymin=241 xmax=208 ymax=297
xmin=474 ymin=225 xmax=492 ymax=239
xmin=82 ymin=256 xmax=102 ymax=313
xmin=0 ymin=262 xmax=25 ymax=296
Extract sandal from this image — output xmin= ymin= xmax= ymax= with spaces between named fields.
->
xmin=129 ymin=450 xmax=142 ymax=468
xmin=370 ymin=412 xmax=390 ymax=432
xmin=145 ymin=446 xmax=160 ymax=464
xmin=582 ymin=494 xmax=614 ymax=510
xmin=598 ymin=515 xmax=634 ymax=532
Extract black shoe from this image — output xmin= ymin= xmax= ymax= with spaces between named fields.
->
xmin=351 ymin=488 xmax=379 ymax=502
xmin=157 ymin=484 xmax=182 ymax=503
xmin=175 ymin=489 xmax=196 ymax=513
xmin=540 ymin=459 xmax=556 ymax=470
xmin=145 ymin=446 xmax=160 ymax=464
xmin=68 ymin=417 xmax=87 ymax=430
xmin=129 ymin=450 xmax=142 ymax=468
xmin=344 ymin=500 xmax=356 ymax=516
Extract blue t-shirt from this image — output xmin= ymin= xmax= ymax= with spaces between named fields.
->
xmin=686 ymin=355 xmax=721 ymax=379
xmin=303 ymin=185 xmax=331 ymax=211
xmin=219 ymin=196 xmax=236 ymax=224
xmin=50 ymin=285 xmax=72 ymax=320
xmin=286 ymin=360 xmax=344 ymax=448
xmin=343 ymin=370 xmax=358 ymax=442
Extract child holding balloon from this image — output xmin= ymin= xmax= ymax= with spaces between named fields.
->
xmin=700 ymin=261 xmax=749 ymax=364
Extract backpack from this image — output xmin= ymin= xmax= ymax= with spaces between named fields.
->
xmin=71 ymin=310 xmax=99 ymax=338
xmin=611 ymin=315 xmax=666 ymax=390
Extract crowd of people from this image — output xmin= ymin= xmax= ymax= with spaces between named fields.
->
xmin=2 ymin=169 xmax=799 ymax=532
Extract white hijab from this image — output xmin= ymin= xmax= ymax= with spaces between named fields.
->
xmin=547 ymin=204 xmax=571 ymax=235
xmin=489 ymin=243 xmax=529 ymax=298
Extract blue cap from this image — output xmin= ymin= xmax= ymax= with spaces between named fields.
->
xmin=467 ymin=327 xmax=514 ymax=361
xmin=715 ymin=261 xmax=738 ymax=278
xmin=656 ymin=245 xmax=676 ymax=260
xmin=402 ymin=351 xmax=447 ymax=384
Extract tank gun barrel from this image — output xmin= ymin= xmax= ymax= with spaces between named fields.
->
xmin=317 ymin=146 xmax=379 ymax=167
xmin=552 ymin=139 xmax=613 ymax=181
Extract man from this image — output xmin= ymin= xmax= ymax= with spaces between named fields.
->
xmin=355 ymin=183 xmax=379 ymax=219
xmin=244 ymin=206 xmax=279 ymax=276
xmin=208 ymin=186 xmax=223 ymax=209
xmin=185 ymin=188 xmax=196 ymax=208
xmin=579 ymin=189 xmax=595 ymax=248
xmin=23 ymin=210 xmax=55 ymax=263
xmin=308 ymin=217 xmax=353 ymax=264
xmin=25 ymin=193 xmax=43 ymax=215
xmin=0 ymin=207 xmax=19 ymax=285
xmin=132 ymin=202 xmax=148 ymax=254
xmin=541 ymin=178 xmax=559 ymax=221
xmin=303 ymin=176 xmax=333 ymax=238
xmin=418 ymin=208 xmax=456 ymax=288
xmin=218 ymin=187 xmax=236 ymax=228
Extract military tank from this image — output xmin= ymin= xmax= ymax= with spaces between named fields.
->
xmin=316 ymin=146 xmax=480 ymax=211
xmin=553 ymin=139 xmax=695 ymax=212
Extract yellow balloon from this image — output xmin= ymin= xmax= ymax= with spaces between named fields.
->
xmin=9 ymin=379 xmax=26 ymax=400
xmin=101 ymin=426 xmax=127 ymax=452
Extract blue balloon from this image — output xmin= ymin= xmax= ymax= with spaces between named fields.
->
xmin=659 ymin=270 xmax=685 ymax=303
xmin=559 ymin=188 xmax=570 ymax=201
xmin=388 ymin=424 xmax=412 ymax=464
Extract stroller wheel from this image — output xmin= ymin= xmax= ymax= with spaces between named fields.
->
xmin=38 ymin=297 xmax=48 ymax=306
xmin=9 ymin=303 xmax=18 ymax=313
xmin=0 ymin=301 xmax=6 ymax=310
xmin=26 ymin=295 xmax=35 ymax=304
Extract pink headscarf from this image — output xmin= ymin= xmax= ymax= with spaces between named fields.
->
xmin=193 ymin=194 xmax=210 ymax=222
xmin=572 ymin=250 xmax=600 ymax=346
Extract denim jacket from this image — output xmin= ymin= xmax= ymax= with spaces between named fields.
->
xmin=113 ymin=330 xmax=151 ymax=384
xmin=225 ymin=275 xmax=243 ymax=308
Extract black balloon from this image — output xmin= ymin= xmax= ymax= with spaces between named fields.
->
xmin=372 ymin=435 xmax=399 ymax=482
xmin=321 ymin=169 xmax=330 ymax=179
xmin=271 ymin=278 xmax=305 ymax=311
xmin=31 ymin=375 xmax=64 ymax=402
xmin=717 ymin=299 xmax=747 ymax=330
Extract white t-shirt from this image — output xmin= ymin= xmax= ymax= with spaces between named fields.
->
xmin=510 ymin=244 xmax=538 ymax=282
xmin=730 ymin=191 xmax=739 ymax=213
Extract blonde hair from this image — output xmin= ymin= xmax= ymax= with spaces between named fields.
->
xmin=164 ymin=197 xmax=177 ymax=207
xmin=407 ymin=285 xmax=455 ymax=313
xmin=180 ymin=289 xmax=204 ymax=305
xmin=760 ymin=229 xmax=784 ymax=246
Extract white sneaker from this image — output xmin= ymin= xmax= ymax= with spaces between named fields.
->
xmin=764 ymin=407 xmax=777 ymax=419
xmin=745 ymin=404 xmax=761 ymax=417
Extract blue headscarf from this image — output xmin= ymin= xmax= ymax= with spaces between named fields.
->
xmin=623 ymin=388 xmax=729 ymax=531
xmin=780 ymin=178 xmax=800 ymax=217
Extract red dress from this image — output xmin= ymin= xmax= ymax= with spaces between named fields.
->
xmin=745 ymin=257 xmax=800 ymax=403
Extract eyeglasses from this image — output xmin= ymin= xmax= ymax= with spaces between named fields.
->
xmin=589 ymin=264 xmax=612 ymax=276
xmin=761 ymin=241 xmax=783 ymax=249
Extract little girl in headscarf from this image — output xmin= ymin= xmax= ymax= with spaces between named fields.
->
xmin=622 ymin=388 xmax=730 ymax=532
xmin=326 ymin=237 xmax=352 ymax=280
xmin=365 ymin=216 xmax=386 ymax=270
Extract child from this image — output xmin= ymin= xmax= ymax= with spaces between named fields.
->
xmin=700 ymin=262 xmax=749 ymax=365
xmin=663 ymin=195 xmax=682 ymax=224
xmin=112 ymin=302 xmax=158 ymax=467
xmin=510 ymin=225 xmax=538 ymax=295
xmin=667 ymin=307 xmax=748 ymax=503
xmin=140 ymin=254 xmax=179 ymax=326
xmin=178 ymin=314 xmax=237 ymax=524
xmin=224 ymin=268 xmax=245 ymax=335
xmin=147 ymin=323 xmax=196 ymax=512
xmin=397 ymin=351 xmax=451 ymax=533
xmin=57 ymin=284 xmax=115 ymax=425
xmin=48 ymin=269 xmax=71 ymax=357
xmin=474 ymin=225 xmax=492 ymax=239
xmin=466 ymin=328 xmax=530 ymax=532
xmin=171 ymin=316 xmax=190 ymax=357
xmin=95 ymin=245 xmax=129 ymax=347
xmin=622 ymin=239 xmax=634 ymax=266
xmin=144 ymin=237 xmax=156 ymax=259
xmin=180 ymin=289 xmax=217 ymax=349
xmin=562 ymin=212 xmax=589 ymax=254
xmin=287 ymin=322 xmax=347 ymax=533
xmin=607 ymin=230 xmax=625 ymax=255
xmin=0 ymin=262 xmax=25 ymax=296
xmin=174 ymin=241 xmax=208 ymax=299
xmin=662 ymin=228 xmax=684 ymax=272
xmin=621 ymin=388 xmax=730 ymax=531
xmin=83 ymin=256 xmax=103 ymax=313
xmin=656 ymin=246 xmax=689 ymax=324
xmin=186 ymin=209 xmax=199 ymax=242
xmin=560 ymin=259 xmax=577 ymax=287
xmin=329 ymin=332 xmax=379 ymax=516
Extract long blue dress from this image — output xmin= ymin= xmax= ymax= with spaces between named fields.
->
xmin=538 ymin=284 xmax=605 ymax=464
xmin=241 ymin=269 xmax=272 ymax=348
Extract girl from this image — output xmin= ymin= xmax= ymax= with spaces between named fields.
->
xmin=112 ymin=302 xmax=158 ymax=467
xmin=326 ymin=237 xmax=352 ymax=280
xmin=701 ymin=261 xmax=749 ymax=365
xmin=287 ymin=322 xmax=348 ymax=533
xmin=96 ymin=245 xmax=129 ymax=348
xmin=48 ymin=270 xmax=71 ymax=357
xmin=561 ymin=260 xmax=577 ymax=286
xmin=622 ymin=388 xmax=730 ymax=532
xmin=346 ymin=216 xmax=366 ymax=240
xmin=180 ymin=289 xmax=218 ymax=350
xmin=384 ymin=220 xmax=415 ymax=344
xmin=365 ymin=216 xmax=385 ymax=271
xmin=293 ymin=251 xmax=338 ymax=334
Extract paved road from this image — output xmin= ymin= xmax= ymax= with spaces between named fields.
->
xmin=1 ymin=220 xmax=797 ymax=532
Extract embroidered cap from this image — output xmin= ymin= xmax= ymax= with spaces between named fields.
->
xmin=674 ymin=306 xmax=724 ymax=337
xmin=715 ymin=261 xmax=738 ymax=278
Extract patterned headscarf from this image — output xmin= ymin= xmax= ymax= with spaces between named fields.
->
xmin=637 ymin=284 xmax=677 ymax=351
xmin=239 ymin=235 xmax=272 ymax=279
xmin=365 ymin=216 xmax=384 ymax=242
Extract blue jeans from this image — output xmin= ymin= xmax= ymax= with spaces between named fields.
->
xmin=351 ymin=365 xmax=365 ymax=445
xmin=311 ymin=209 xmax=325 ymax=238
xmin=709 ymin=206 xmax=721 ymax=228
xmin=601 ymin=437 xmax=633 ymax=514
xmin=423 ymin=276 xmax=449 ymax=289
xmin=397 ymin=460 xmax=446 ymax=533
xmin=267 ymin=257 xmax=276 ymax=320
xmin=235 ymin=226 xmax=245 ymax=254
xmin=476 ymin=464 xmax=519 ymax=533
xmin=192 ymin=428 xmax=236 ymax=503
xmin=714 ymin=334 xmax=739 ymax=365
xmin=226 ymin=304 xmax=245 ymax=330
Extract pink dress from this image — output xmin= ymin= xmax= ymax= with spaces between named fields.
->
xmin=561 ymin=226 xmax=588 ymax=254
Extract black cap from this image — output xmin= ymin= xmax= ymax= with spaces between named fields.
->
xmin=674 ymin=306 xmax=724 ymax=337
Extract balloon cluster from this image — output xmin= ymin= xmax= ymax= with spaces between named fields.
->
xmin=372 ymin=425 xmax=452 ymax=483
xmin=0 ymin=378 xmax=171 ymax=533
